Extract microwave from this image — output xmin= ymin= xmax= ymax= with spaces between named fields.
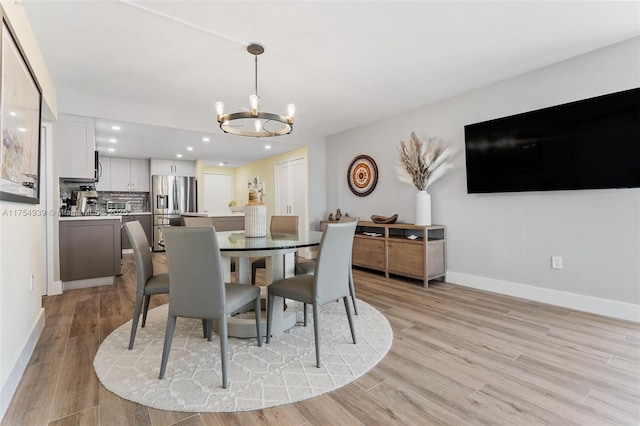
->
xmin=95 ymin=151 xmax=100 ymax=182
xmin=106 ymin=201 xmax=130 ymax=213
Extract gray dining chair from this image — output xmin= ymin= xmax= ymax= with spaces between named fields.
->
xmin=183 ymin=216 xmax=236 ymax=275
xmin=124 ymin=220 xmax=170 ymax=350
xmin=251 ymin=215 xmax=299 ymax=285
xmin=266 ymin=220 xmax=358 ymax=368
xmin=159 ymin=226 xmax=262 ymax=388
xmin=295 ymin=216 xmax=359 ymax=315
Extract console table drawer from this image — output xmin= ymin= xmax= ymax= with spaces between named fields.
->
xmin=353 ymin=236 xmax=385 ymax=253
xmin=353 ymin=249 xmax=386 ymax=269
xmin=387 ymin=240 xmax=425 ymax=277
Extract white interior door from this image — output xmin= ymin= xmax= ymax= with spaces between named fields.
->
xmin=203 ymin=173 xmax=232 ymax=213
xmin=275 ymin=157 xmax=309 ymax=259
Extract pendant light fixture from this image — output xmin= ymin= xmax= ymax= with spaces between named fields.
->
xmin=215 ymin=44 xmax=295 ymax=137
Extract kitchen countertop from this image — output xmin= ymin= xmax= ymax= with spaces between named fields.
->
xmin=59 ymin=215 xmax=123 ymax=221
xmin=59 ymin=211 xmax=152 ymax=221
xmin=182 ymin=212 xmax=245 ymax=217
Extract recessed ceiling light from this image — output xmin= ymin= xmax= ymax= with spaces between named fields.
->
xmin=112 ymin=125 xmax=120 ymax=131
xmin=186 ymin=147 xmax=193 ymax=151
xmin=176 ymin=154 xmax=183 ymax=158
xmin=109 ymin=138 xmax=117 ymax=143
xmin=265 ymin=145 xmax=271 ymax=149
xmin=202 ymin=137 xmax=210 ymax=142
xmin=108 ymin=148 xmax=115 ymax=152
xmin=219 ymin=162 xmax=228 ymax=166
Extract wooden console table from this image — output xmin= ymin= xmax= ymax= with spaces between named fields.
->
xmin=350 ymin=221 xmax=446 ymax=287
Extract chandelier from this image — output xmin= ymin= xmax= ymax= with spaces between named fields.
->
xmin=215 ymin=44 xmax=295 ymax=138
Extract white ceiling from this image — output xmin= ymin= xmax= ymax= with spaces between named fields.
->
xmin=21 ymin=1 xmax=640 ymax=167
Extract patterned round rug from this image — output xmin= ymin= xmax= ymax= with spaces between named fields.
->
xmin=94 ymin=300 xmax=392 ymax=412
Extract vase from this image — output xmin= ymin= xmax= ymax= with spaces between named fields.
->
xmin=414 ymin=190 xmax=431 ymax=226
xmin=245 ymin=191 xmax=267 ymax=237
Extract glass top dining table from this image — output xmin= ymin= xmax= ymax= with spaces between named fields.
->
xmin=216 ymin=230 xmax=323 ymax=338
xmin=216 ymin=230 xmax=323 ymax=254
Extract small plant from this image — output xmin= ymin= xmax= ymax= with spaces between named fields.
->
xmin=396 ymin=131 xmax=456 ymax=191
xmin=228 ymin=200 xmax=237 ymax=206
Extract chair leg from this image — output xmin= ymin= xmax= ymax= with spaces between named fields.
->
xmin=202 ymin=319 xmax=213 ymax=341
xmin=303 ymin=303 xmax=308 ymax=326
xmin=254 ymin=296 xmax=263 ymax=347
xmin=142 ymin=295 xmax=151 ymax=327
xmin=343 ymin=296 xmax=357 ymax=344
xmin=313 ymin=304 xmax=321 ymax=368
xmin=219 ymin=316 xmax=228 ymax=389
xmin=251 ymin=262 xmax=258 ymax=285
xmin=266 ymin=293 xmax=274 ymax=344
xmin=128 ymin=293 xmax=144 ymax=350
xmin=349 ymin=268 xmax=358 ymax=315
xmin=159 ymin=314 xmax=177 ymax=379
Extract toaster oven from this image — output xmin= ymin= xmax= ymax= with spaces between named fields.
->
xmin=106 ymin=201 xmax=130 ymax=213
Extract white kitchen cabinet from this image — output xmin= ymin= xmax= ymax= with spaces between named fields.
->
xmin=56 ymin=114 xmax=96 ymax=180
xmin=130 ymin=159 xmax=150 ymax=191
xmin=95 ymin=157 xmax=111 ymax=191
xmin=150 ymin=159 xmax=195 ymax=176
xmin=100 ymin=157 xmax=150 ymax=192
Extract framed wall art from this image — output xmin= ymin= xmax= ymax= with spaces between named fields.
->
xmin=0 ymin=18 xmax=42 ymax=204
xmin=347 ymin=154 xmax=378 ymax=197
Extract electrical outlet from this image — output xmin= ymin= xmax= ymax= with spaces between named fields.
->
xmin=551 ymin=256 xmax=563 ymax=270
xmin=30 ymin=274 xmax=34 ymax=291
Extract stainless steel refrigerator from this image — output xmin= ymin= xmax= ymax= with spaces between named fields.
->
xmin=152 ymin=175 xmax=197 ymax=251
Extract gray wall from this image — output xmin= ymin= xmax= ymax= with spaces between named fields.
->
xmin=324 ymin=37 xmax=640 ymax=312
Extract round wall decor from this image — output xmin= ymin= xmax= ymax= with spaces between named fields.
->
xmin=347 ymin=155 xmax=378 ymax=197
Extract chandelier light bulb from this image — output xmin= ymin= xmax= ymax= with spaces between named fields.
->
xmin=215 ymin=101 xmax=224 ymax=116
xmin=249 ymin=95 xmax=260 ymax=114
xmin=287 ymin=104 xmax=296 ymax=118
xmin=254 ymin=119 xmax=262 ymax=133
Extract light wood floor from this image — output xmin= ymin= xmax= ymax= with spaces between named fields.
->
xmin=3 ymin=253 xmax=639 ymax=425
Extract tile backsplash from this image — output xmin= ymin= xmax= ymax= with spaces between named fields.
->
xmin=97 ymin=192 xmax=149 ymax=213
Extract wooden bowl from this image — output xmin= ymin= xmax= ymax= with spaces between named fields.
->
xmin=370 ymin=214 xmax=398 ymax=224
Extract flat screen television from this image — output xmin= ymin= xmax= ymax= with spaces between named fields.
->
xmin=464 ymin=88 xmax=640 ymax=193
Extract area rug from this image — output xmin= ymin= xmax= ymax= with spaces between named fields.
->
xmin=94 ymin=300 xmax=392 ymax=412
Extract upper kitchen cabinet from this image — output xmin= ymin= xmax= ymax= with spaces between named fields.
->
xmin=100 ymin=157 xmax=150 ymax=192
xmin=56 ymin=115 xmax=96 ymax=180
xmin=150 ymin=159 xmax=195 ymax=176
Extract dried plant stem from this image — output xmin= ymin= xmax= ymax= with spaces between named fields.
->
xmin=396 ymin=132 xmax=455 ymax=191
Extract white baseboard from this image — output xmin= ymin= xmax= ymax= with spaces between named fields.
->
xmin=63 ymin=276 xmax=115 ymax=291
xmin=47 ymin=280 xmax=63 ymax=296
xmin=446 ymin=271 xmax=640 ymax=323
xmin=0 ymin=308 xmax=45 ymax=422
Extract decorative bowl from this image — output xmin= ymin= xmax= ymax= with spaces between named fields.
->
xmin=370 ymin=214 xmax=398 ymax=224
xmin=229 ymin=206 xmax=245 ymax=213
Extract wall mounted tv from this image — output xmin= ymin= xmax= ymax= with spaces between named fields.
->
xmin=464 ymin=88 xmax=640 ymax=193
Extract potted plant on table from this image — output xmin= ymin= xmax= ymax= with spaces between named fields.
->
xmin=396 ymin=131 xmax=456 ymax=226
xmin=228 ymin=200 xmax=245 ymax=213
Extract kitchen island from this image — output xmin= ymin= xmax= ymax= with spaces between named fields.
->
xmin=181 ymin=212 xmax=244 ymax=231
xmin=59 ymin=215 xmax=122 ymax=290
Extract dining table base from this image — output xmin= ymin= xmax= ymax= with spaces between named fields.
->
xmin=221 ymin=252 xmax=297 ymax=338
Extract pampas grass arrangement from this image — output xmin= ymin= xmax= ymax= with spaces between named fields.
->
xmin=396 ymin=132 xmax=456 ymax=191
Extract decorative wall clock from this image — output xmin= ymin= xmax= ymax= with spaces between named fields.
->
xmin=347 ymin=155 xmax=378 ymax=197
